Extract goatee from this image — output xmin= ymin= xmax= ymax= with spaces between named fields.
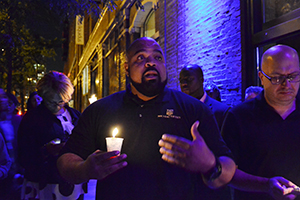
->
xmin=129 ymin=67 xmax=167 ymax=97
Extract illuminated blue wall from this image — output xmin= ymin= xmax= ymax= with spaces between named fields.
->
xmin=162 ymin=0 xmax=242 ymax=106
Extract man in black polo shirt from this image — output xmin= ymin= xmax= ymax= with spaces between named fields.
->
xmin=223 ymin=44 xmax=300 ymax=200
xmin=57 ymin=37 xmax=236 ymax=200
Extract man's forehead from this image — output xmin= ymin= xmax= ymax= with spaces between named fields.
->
xmin=180 ymin=69 xmax=193 ymax=77
xmin=127 ymin=38 xmax=163 ymax=56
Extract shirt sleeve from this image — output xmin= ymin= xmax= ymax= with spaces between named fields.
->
xmin=199 ymin=105 xmax=234 ymax=159
xmin=61 ymin=104 xmax=99 ymax=160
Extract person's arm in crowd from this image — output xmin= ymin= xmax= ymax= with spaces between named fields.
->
xmin=231 ymin=169 xmax=298 ymax=200
xmin=57 ymin=150 xmax=127 ymax=184
xmin=158 ymin=121 xmax=236 ymax=188
xmin=0 ymin=133 xmax=11 ymax=180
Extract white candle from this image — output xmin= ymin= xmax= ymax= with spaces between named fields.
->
xmin=106 ymin=128 xmax=124 ymax=152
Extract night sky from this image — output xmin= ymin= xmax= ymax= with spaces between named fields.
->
xmin=26 ymin=10 xmax=65 ymax=72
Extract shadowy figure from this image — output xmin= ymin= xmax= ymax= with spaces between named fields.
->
xmin=244 ymin=86 xmax=263 ymax=101
xmin=0 ymin=91 xmax=22 ymax=200
xmin=26 ymin=92 xmax=42 ymax=112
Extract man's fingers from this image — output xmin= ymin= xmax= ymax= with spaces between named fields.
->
xmin=161 ymin=154 xmax=185 ymax=167
xmin=160 ymin=134 xmax=190 ymax=150
xmin=92 ymin=151 xmax=126 ymax=167
xmin=94 ymin=150 xmax=120 ymax=160
xmin=158 ymin=139 xmax=173 ymax=150
xmin=277 ymin=177 xmax=296 ymax=186
xmin=159 ymin=147 xmax=186 ymax=158
xmin=107 ymin=161 xmax=128 ymax=175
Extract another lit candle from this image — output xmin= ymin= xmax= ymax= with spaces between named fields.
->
xmin=106 ymin=128 xmax=124 ymax=152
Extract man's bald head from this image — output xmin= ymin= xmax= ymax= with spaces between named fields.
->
xmin=262 ymin=45 xmax=299 ymax=72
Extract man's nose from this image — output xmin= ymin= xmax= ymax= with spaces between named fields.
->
xmin=145 ymin=57 xmax=156 ymax=67
xmin=281 ymin=77 xmax=290 ymax=86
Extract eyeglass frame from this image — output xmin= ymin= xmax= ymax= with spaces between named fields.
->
xmin=260 ymin=70 xmax=300 ymax=85
xmin=43 ymin=99 xmax=66 ymax=107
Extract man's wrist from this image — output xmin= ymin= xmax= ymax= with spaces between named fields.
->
xmin=202 ymin=156 xmax=222 ymax=182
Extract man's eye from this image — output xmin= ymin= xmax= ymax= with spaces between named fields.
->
xmin=155 ymin=56 xmax=162 ymax=61
xmin=275 ymin=76 xmax=285 ymax=82
xmin=137 ymin=55 xmax=144 ymax=60
xmin=289 ymin=74 xmax=299 ymax=79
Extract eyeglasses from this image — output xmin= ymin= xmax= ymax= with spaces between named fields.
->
xmin=44 ymin=100 xmax=65 ymax=107
xmin=261 ymin=70 xmax=300 ymax=85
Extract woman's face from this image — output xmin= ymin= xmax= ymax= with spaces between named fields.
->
xmin=31 ymin=94 xmax=42 ymax=108
xmin=43 ymin=92 xmax=65 ymax=114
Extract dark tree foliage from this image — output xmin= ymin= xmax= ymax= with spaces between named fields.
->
xmin=0 ymin=0 xmax=117 ymax=109
xmin=0 ymin=0 xmax=118 ymax=86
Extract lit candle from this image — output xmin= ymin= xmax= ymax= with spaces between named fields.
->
xmin=106 ymin=128 xmax=124 ymax=152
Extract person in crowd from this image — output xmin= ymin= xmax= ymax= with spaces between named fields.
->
xmin=205 ymin=81 xmax=222 ymax=102
xmin=0 ymin=133 xmax=11 ymax=181
xmin=0 ymin=89 xmax=12 ymax=182
xmin=223 ymin=44 xmax=300 ymax=200
xmin=26 ymin=91 xmax=42 ymax=111
xmin=57 ymin=37 xmax=236 ymax=200
xmin=179 ymin=64 xmax=230 ymax=131
xmin=0 ymin=91 xmax=22 ymax=199
xmin=244 ymin=86 xmax=263 ymax=101
xmin=18 ymin=71 xmax=87 ymax=200
xmin=4 ymin=92 xmax=22 ymax=166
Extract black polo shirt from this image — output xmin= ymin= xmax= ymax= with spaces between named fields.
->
xmin=63 ymin=87 xmax=232 ymax=200
xmin=223 ymin=91 xmax=300 ymax=200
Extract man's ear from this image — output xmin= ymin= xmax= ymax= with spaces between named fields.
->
xmin=258 ymin=71 xmax=264 ymax=86
xmin=125 ymin=62 xmax=129 ymax=77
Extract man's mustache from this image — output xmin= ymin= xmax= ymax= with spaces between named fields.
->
xmin=142 ymin=66 xmax=160 ymax=77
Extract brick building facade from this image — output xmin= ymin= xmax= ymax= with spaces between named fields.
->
xmin=64 ymin=0 xmax=300 ymax=112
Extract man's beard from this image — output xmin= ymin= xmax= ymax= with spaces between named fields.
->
xmin=129 ymin=67 xmax=167 ymax=97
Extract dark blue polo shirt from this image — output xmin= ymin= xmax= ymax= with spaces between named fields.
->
xmin=64 ymin=87 xmax=232 ymax=200
xmin=223 ymin=91 xmax=300 ymax=200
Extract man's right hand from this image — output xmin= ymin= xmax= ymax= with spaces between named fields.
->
xmin=83 ymin=150 xmax=127 ymax=180
xmin=269 ymin=176 xmax=298 ymax=200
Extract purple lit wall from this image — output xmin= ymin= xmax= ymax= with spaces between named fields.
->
xmin=160 ymin=0 xmax=242 ymax=106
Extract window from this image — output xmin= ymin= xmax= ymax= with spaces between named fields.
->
xmin=82 ymin=66 xmax=89 ymax=95
xmin=264 ymin=0 xmax=300 ymax=23
xmin=144 ymin=9 xmax=155 ymax=37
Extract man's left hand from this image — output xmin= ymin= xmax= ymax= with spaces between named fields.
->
xmin=158 ymin=121 xmax=216 ymax=173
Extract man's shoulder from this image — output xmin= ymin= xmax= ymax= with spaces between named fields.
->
xmin=167 ymin=88 xmax=202 ymax=103
xmin=96 ymin=91 xmax=126 ymax=103
xmin=205 ymin=96 xmax=230 ymax=111
xmin=230 ymin=97 xmax=258 ymax=114
xmin=84 ymin=91 xmax=126 ymax=111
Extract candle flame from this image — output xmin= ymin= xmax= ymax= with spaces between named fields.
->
xmin=112 ymin=128 xmax=118 ymax=138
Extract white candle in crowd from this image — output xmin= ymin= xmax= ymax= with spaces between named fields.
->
xmin=106 ymin=128 xmax=124 ymax=152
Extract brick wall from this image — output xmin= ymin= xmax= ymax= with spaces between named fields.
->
xmin=162 ymin=0 xmax=242 ymax=106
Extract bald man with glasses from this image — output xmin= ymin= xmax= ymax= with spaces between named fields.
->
xmin=223 ymin=44 xmax=300 ymax=200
